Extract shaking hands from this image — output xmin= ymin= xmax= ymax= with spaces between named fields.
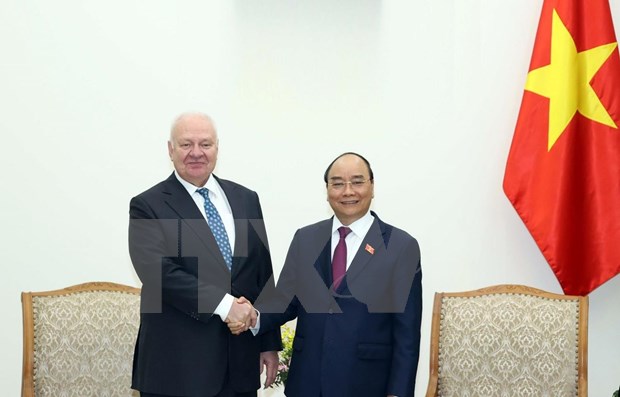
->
xmin=224 ymin=299 xmax=278 ymax=388
xmin=225 ymin=296 xmax=256 ymax=335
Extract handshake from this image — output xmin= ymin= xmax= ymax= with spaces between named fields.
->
xmin=225 ymin=296 xmax=256 ymax=335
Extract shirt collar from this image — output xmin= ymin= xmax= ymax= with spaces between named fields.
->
xmin=331 ymin=211 xmax=374 ymax=237
xmin=174 ymin=171 xmax=221 ymax=197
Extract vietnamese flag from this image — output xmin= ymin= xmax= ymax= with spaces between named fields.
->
xmin=504 ymin=0 xmax=620 ymax=295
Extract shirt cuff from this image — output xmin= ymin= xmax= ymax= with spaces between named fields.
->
xmin=214 ymin=293 xmax=235 ymax=321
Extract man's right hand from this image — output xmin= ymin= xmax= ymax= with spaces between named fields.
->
xmin=225 ymin=296 xmax=256 ymax=334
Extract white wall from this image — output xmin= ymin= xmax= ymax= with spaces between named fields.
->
xmin=1 ymin=0 xmax=619 ymax=395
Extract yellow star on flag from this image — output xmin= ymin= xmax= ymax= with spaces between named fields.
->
xmin=525 ymin=9 xmax=618 ymax=151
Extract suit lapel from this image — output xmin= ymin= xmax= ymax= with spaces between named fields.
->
xmin=344 ymin=215 xmax=387 ymax=287
xmin=161 ymin=173 xmax=230 ymax=271
xmin=161 ymin=178 xmax=200 ymax=218
xmin=216 ymin=176 xmax=245 ymax=239
xmin=313 ymin=221 xmax=334 ymax=288
xmin=317 ymin=215 xmax=386 ymax=293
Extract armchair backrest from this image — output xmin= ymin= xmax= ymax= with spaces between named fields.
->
xmin=426 ymin=284 xmax=588 ymax=397
xmin=21 ymin=282 xmax=141 ymax=397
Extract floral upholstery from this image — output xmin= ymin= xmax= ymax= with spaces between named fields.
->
xmin=22 ymin=282 xmax=140 ymax=397
xmin=426 ymin=285 xmax=588 ymax=397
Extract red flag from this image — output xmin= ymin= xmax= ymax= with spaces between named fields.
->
xmin=504 ymin=0 xmax=620 ymax=295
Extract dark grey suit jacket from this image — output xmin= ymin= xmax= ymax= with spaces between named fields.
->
xmin=129 ymin=173 xmax=281 ymax=397
xmin=257 ymin=212 xmax=422 ymax=397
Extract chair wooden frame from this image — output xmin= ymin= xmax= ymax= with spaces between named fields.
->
xmin=425 ymin=284 xmax=588 ymax=397
xmin=21 ymin=281 xmax=140 ymax=397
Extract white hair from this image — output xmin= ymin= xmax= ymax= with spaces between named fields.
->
xmin=169 ymin=112 xmax=218 ymax=147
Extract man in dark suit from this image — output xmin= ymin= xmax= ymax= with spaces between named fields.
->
xmin=129 ymin=112 xmax=281 ymax=397
xmin=232 ymin=152 xmax=422 ymax=397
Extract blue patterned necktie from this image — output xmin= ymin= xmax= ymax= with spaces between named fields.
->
xmin=196 ymin=188 xmax=233 ymax=270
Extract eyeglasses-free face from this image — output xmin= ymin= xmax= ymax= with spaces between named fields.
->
xmin=168 ymin=115 xmax=219 ymax=187
xmin=326 ymin=155 xmax=374 ymax=226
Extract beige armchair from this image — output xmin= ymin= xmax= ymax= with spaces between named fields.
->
xmin=21 ymin=282 xmax=141 ymax=397
xmin=425 ymin=284 xmax=588 ymax=397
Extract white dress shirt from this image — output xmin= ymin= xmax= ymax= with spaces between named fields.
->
xmin=174 ymin=171 xmax=235 ymax=320
xmin=331 ymin=211 xmax=375 ymax=269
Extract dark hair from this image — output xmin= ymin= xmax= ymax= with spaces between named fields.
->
xmin=323 ymin=152 xmax=374 ymax=184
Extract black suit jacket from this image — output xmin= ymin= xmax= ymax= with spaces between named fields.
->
xmin=129 ymin=173 xmax=281 ymax=397
xmin=257 ymin=213 xmax=422 ymax=397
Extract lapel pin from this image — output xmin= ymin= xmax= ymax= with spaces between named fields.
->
xmin=365 ymin=243 xmax=375 ymax=255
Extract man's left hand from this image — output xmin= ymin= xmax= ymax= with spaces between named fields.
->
xmin=260 ymin=351 xmax=278 ymax=388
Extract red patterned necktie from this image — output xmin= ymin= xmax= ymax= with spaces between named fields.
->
xmin=332 ymin=226 xmax=351 ymax=290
